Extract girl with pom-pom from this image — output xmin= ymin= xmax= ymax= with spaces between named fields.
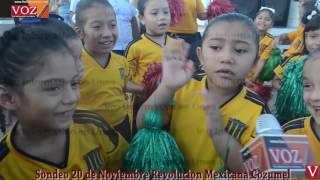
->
xmin=125 ymin=0 xmax=175 ymax=135
xmin=274 ymin=1 xmax=320 ymax=125
xmin=135 ymin=13 xmax=271 ymax=173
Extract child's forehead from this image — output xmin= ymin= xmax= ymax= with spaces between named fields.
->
xmin=82 ymin=4 xmax=115 ymax=23
xmin=205 ymin=22 xmax=256 ymax=42
xmin=304 ymin=56 xmax=320 ymax=74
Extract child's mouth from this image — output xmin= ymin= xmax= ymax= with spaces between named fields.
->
xmin=215 ymin=69 xmax=235 ymax=76
xmin=100 ymin=41 xmax=113 ymax=46
xmin=158 ymin=23 xmax=168 ymax=28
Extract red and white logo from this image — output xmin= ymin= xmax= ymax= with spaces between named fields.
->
xmin=11 ymin=5 xmax=37 ymax=17
xmin=306 ymin=165 xmax=320 ymax=179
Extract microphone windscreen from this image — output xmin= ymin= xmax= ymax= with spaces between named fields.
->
xmin=256 ymin=114 xmax=283 ymax=136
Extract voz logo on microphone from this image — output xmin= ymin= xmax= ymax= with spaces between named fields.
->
xmin=306 ymin=165 xmax=320 ymax=179
xmin=11 ymin=5 xmax=37 ymax=17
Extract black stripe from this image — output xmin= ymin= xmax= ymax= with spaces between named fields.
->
xmin=220 ymin=86 xmax=243 ymax=108
xmin=283 ymin=123 xmax=304 ymax=132
xmin=238 ymin=127 xmax=247 ymax=140
xmin=225 ymin=119 xmax=232 ymax=132
xmin=114 ymin=116 xmax=131 ymax=142
xmin=10 ymin=124 xmax=70 ymax=169
xmin=266 ymin=33 xmax=274 ymax=39
xmin=282 ymin=117 xmax=305 ymax=130
xmin=73 ymin=110 xmax=120 ymax=152
xmin=0 ymin=137 xmax=9 ymax=162
xmin=234 ymin=122 xmax=246 ymax=140
xmin=124 ymin=36 xmax=143 ymax=57
xmin=192 ymin=71 xmax=205 ymax=81
xmin=245 ymin=91 xmax=271 ymax=113
xmin=228 ymin=120 xmax=237 ymax=135
xmin=84 ymin=155 xmax=93 ymax=170
xmin=310 ymin=118 xmax=320 ymax=142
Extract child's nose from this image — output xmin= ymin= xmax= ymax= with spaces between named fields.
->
xmin=62 ymin=86 xmax=78 ymax=105
xmin=219 ymin=47 xmax=235 ymax=64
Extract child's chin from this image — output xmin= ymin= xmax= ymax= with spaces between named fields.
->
xmin=212 ymin=77 xmax=242 ymax=89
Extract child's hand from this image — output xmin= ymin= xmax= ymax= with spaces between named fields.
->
xmin=272 ymin=37 xmax=280 ymax=49
xmin=201 ymin=88 xmax=224 ymax=138
xmin=161 ymin=39 xmax=195 ymax=91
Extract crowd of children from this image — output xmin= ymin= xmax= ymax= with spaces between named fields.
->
xmin=0 ymin=0 xmax=320 ymax=178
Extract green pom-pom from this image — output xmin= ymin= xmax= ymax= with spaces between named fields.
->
xmin=275 ymin=56 xmax=310 ymax=125
xmin=143 ymin=110 xmax=163 ymax=129
xmin=123 ymin=110 xmax=186 ymax=176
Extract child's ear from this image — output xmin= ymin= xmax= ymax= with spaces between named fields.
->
xmin=139 ymin=15 xmax=145 ymax=26
xmin=73 ymin=26 xmax=81 ymax=36
xmin=197 ymin=46 xmax=204 ymax=65
xmin=0 ymin=86 xmax=18 ymax=110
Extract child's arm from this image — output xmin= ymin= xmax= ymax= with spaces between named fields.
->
xmin=136 ymin=39 xmax=194 ymax=129
xmin=125 ymin=81 xmax=144 ymax=93
xmin=272 ymin=77 xmax=281 ymax=90
xmin=251 ymin=59 xmax=267 ymax=82
xmin=202 ymin=89 xmax=245 ymax=172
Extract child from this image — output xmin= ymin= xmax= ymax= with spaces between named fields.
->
xmin=137 ymin=13 xmax=270 ymax=172
xmin=273 ymin=0 xmax=315 ymax=59
xmin=75 ymin=0 xmax=142 ymax=142
xmin=247 ymin=7 xmax=275 ymax=85
xmin=0 ymin=26 xmax=128 ymax=179
xmin=125 ymin=0 xmax=173 ymax=133
xmin=274 ymin=5 xmax=320 ymax=124
xmin=282 ymin=49 xmax=320 ymax=163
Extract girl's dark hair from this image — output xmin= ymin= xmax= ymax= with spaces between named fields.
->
xmin=301 ymin=0 xmax=318 ymax=24
xmin=300 ymin=9 xmax=320 ymax=54
xmin=256 ymin=8 xmax=275 ymax=22
xmin=137 ymin=0 xmax=150 ymax=16
xmin=202 ymin=13 xmax=260 ymax=46
xmin=0 ymin=26 xmax=72 ymax=88
xmin=75 ymin=0 xmax=114 ymax=28
xmin=33 ymin=18 xmax=79 ymax=40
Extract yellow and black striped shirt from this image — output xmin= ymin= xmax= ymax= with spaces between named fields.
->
xmin=168 ymin=75 xmax=270 ymax=172
xmin=0 ymin=110 xmax=129 ymax=179
xmin=283 ymin=116 xmax=320 ymax=163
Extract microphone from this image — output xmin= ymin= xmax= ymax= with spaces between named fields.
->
xmin=241 ymin=114 xmax=314 ymax=173
xmin=256 ymin=114 xmax=283 ymax=136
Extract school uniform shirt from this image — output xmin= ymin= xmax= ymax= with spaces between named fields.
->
xmin=168 ymin=0 xmax=205 ymax=34
xmin=125 ymin=34 xmax=173 ymax=86
xmin=273 ymin=54 xmax=305 ymax=80
xmin=283 ymin=25 xmax=305 ymax=58
xmin=78 ymin=50 xmax=130 ymax=127
xmin=247 ymin=33 xmax=274 ymax=83
xmin=283 ymin=116 xmax=320 ymax=163
xmin=0 ymin=110 xmax=129 ymax=180
xmin=168 ymin=75 xmax=271 ymax=172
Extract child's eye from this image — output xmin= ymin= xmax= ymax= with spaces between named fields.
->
xmin=71 ymin=81 xmax=80 ymax=89
xmin=44 ymin=86 xmax=61 ymax=92
xmin=235 ymin=49 xmax=248 ymax=54
xmin=209 ymin=46 xmax=221 ymax=51
xmin=164 ymin=10 xmax=169 ymax=14
xmin=303 ymin=83 xmax=312 ymax=89
xmin=93 ymin=26 xmax=101 ymax=29
xmin=151 ymin=12 xmax=158 ymax=15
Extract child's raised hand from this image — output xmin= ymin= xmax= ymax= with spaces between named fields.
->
xmin=161 ymin=39 xmax=195 ymax=91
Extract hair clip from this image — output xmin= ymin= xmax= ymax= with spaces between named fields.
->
xmin=259 ymin=7 xmax=276 ymax=14
xmin=307 ymin=10 xmax=317 ymax=20
xmin=316 ymin=0 xmax=320 ymax=11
